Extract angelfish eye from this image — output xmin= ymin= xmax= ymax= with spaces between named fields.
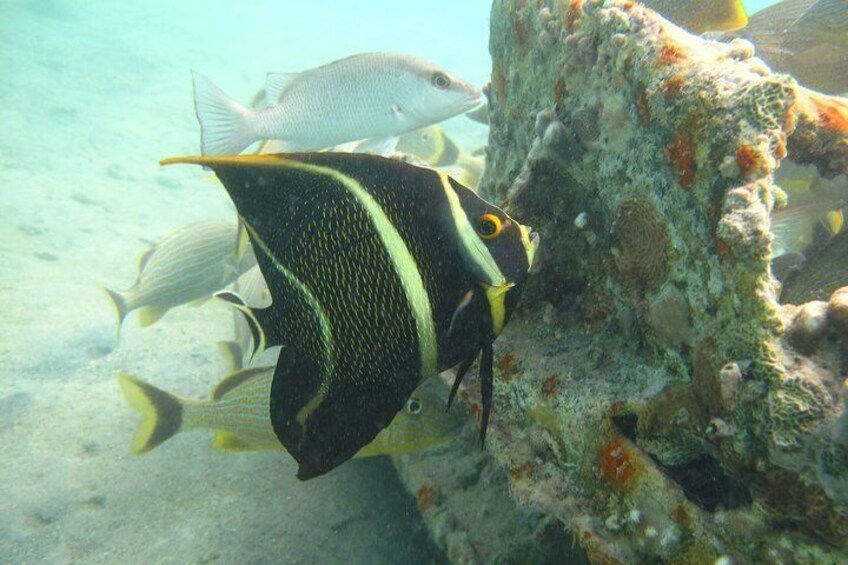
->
xmin=407 ymin=398 xmax=422 ymax=414
xmin=431 ymin=72 xmax=451 ymax=90
xmin=477 ymin=213 xmax=503 ymax=239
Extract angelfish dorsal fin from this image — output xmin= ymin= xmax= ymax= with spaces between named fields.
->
xmin=265 ymin=72 xmax=300 ymax=105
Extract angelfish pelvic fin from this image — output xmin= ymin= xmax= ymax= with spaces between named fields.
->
xmin=479 ymin=341 xmax=494 ymax=448
xmin=447 ymin=355 xmax=476 ymax=410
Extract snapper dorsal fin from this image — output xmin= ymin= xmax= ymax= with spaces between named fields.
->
xmin=265 ymin=72 xmax=300 ymax=105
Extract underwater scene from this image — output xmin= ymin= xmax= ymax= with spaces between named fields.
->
xmin=2 ymin=0 xmax=847 ymax=563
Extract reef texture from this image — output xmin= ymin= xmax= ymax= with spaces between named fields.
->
xmin=393 ymin=1 xmax=848 ymax=563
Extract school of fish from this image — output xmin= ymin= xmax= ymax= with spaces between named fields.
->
xmin=112 ymin=3 xmax=848 ymax=480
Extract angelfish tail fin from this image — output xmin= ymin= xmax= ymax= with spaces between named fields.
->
xmin=116 ymin=372 xmax=185 ymax=454
xmin=191 ymin=71 xmax=255 ymax=156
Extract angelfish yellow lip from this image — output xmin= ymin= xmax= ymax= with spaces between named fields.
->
xmin=519 ymin=223 xmax=540 ymax=268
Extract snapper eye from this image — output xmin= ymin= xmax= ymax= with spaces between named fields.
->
xmin=431 ymin=72 xmax=451 ymax=90
xmin=477 ymin=213 xmax=503 ymax=239
xmin=406 ymin=398 xmax=422 ymax=414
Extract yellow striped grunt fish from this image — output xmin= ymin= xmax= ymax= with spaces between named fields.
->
xmin=726 ymin=0 xmax=848 ymax=94
xmin=104 ymin=221 xmax=256 ymax=334
xmin=640 ymin=0 xmax=748 ymax=33
xmin=161 ymin=152 xmax=539 ymax=479
xmin=117 ymin=367 xmax=465 ymax=456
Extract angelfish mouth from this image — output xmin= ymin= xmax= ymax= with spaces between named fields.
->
xmin=520 ymin=225 xmax=540 ymax=269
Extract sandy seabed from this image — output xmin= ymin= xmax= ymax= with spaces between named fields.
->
xmin=0 ymin=1 xmax=490 ymax=562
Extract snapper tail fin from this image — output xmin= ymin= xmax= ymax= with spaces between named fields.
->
xmin=191 ymin=71 xmax=256 ymax=156
xmin=117 ymin=372 xmax=185 ymax=454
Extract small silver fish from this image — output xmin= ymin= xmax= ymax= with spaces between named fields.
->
xmin=104 ymin=221 xmax=255 ymax=333
xmin=192 ymin=52 xmax=481 ymax=156
xmin=117 ymin=367 xmax=466 ymax=456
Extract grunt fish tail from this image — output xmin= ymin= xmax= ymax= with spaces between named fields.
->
xmin=191 ymin=71 xmax=256 ymax=156
xmin=117 ymin=372 xmax=185 ymax=454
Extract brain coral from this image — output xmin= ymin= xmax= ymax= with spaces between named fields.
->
xmin=610 ymin=196 xmax=671 ymax=292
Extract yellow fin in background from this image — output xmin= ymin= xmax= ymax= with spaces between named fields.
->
xmin=212 ymin=431 xmax=266 ymax=451
xmin=715 ymin=0 xmax=747 ymax=32
xmin=117 ymin=372 xmax=185 ymax=454
xmin=137 ymin=304 xmax=168 ymax=327
xmin=824 ymin=209 xmax=844 ymax=235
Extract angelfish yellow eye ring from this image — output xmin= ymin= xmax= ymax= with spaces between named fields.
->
xmin=477 ymin=213 xmax=503 ymax=239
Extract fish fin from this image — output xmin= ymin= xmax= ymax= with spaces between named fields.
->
xmin=464 ymin=102 xmax=489 ymax=125
xmin=211 ymin=365 xmax=274 ymax=400
xmin=354 ymin=136 xmax=399 ymax=157
xmin=103 ymin=287 xmax=128 ymax=339
xmin=447 ymin=289 xmax=475 ymax=337
xmin=191 ymin=70 xmax=255 ymax=156
xmin=214 ymin=291 xmax=267 ymax=357
xmin=217 ymin=340 xmax=244 ymax=372
xmin=137 ymin=304 xmax=168 ymax=327
xmin=235 ymin=217 xmax=250 ymax=262
xmin=265 ymin=72 xmax=299 ymax=105
xmin=212 ymin=431 xmax=262 ymax=451
xmin=448 ymin=355 xmax=476 ymax=410
xmin=824 ymin=209 xmax=844 ymax=235
xmin=136 ymin=247 xmax=154 ymax=272
xmin=479 ymin=341 xmax=494 ymax=448
xmin=116 ymin=372 xmax=184 ymax=454
xmin=435 ymin=131 xmax=460 ymax=167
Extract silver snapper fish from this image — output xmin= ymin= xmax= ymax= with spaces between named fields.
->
xmin=104 ymin=221 xmax=256 ymax=333
xmin=192 ymin=52 xmax=481 ymax=156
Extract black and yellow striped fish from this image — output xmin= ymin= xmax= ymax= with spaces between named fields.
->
xmin=161 ymin=152 xmax=538 ymax=479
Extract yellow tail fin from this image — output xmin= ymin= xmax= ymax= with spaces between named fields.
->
xmin=117 ymin=372 xmax=184 ymax=454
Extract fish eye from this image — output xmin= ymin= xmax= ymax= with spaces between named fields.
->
xmin=477 ymin=213 xmax=503 ymax=239
xmin=431 ymin=72 xmax=451 ymax=90
xmin=406 ymin=398 xmax=422 ymax=414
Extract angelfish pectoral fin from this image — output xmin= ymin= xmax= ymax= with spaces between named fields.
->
xmin=447 ymin=289 xmax=475 ymax=337
xmin=479 ymin=341 xmax=494 ymax=448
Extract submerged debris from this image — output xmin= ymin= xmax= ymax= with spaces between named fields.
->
xmin=393 ymin=0 xmax=848 ymax=562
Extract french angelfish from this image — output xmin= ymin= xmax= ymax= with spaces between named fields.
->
xmin=104 ymin=221 xmax=256 ymax=334
xmin=161 ymin=152 xmax=539 ymax=479
xmin=117 ymin=367 xmax=465 ymax=456
xmin=192 ymin=52 xmax=481 ymax=156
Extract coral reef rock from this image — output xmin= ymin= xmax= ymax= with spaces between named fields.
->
xmin=393 ymin=1 xmax=848 ymax=563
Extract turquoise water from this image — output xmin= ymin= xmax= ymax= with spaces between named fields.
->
xmin=0 ymin=0 xmax=841 ymax=563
